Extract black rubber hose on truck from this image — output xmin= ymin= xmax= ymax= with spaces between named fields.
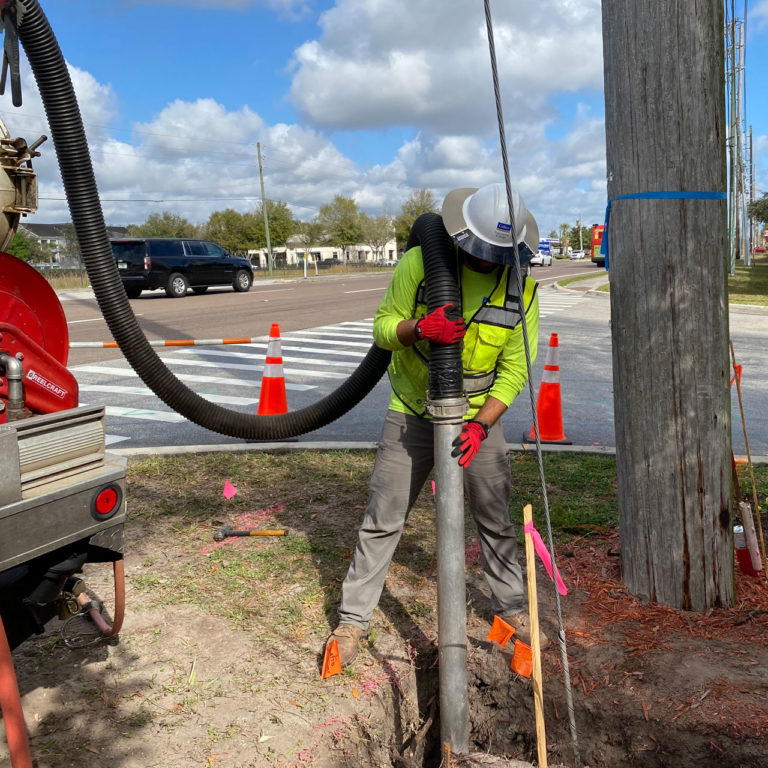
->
xmin=16 ymin=0 xmax=389 ymax=440
xmin=17 ymin=0 xmax=461 ymax=438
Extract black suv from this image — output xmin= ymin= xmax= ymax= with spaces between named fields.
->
xmin=111 ymin=238 xmax=254 ymax=298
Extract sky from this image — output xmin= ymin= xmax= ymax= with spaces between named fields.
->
xmin=0 ymin=0 xmax=765 ymax=239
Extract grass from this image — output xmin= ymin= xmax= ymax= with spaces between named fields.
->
xmin=124 ymin=450 xmax=768 ymax=632
xmin=557 ymin=272 xmax=605 ymax=289
xmin=728 ymin=252 xmax=768 ymax=306
xmin=38 ymin=268 xmax=91 ymax=290
xmin=558 ymin=252 xmax=768 ymax=304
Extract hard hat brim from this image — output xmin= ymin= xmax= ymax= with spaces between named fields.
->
xmin=442 ymin=187 xmax=539 ymax=266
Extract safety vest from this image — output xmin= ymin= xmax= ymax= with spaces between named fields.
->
xmin=386 ymin=261 xmax=538 ymax=418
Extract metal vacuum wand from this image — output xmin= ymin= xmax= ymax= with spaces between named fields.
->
xmin=428 ymin=393 xmax=470 ymax=755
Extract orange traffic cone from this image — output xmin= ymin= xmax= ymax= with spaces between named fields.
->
xmin=257 ymin=323 xmax=288 ymax=415
xmin=525 ymin=332 xmax=570 ymax=444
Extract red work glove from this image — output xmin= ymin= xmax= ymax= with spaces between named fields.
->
xmin=451 ymin=420 xmax=489 ymax=468
xmin=415 ymin=303 xmax=466 ymax=345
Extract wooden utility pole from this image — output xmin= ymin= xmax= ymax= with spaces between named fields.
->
xmin=601 ymin=1 xmax=733 ymax=610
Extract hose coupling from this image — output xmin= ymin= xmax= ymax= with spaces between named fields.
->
xmin=425 ymin=394 xmax=469 ymax=423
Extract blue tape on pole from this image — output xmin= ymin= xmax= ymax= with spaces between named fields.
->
xmin=599 ymin=191 xmax=727 ymax=269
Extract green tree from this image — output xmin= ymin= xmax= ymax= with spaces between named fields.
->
xmin=252 ymin=200 xmax=296 ymax=249
xmin=7 ymin=230 xmax=49 ymax=262
xmin=317 ymin=196 xmax=362 ymax=261
xmin=557 ymin=222 xmax=571 ymax=253
xmin=127 ymin=212 xmax=198 ymax=238
xmin=568 ymin=224 xmax=591 ymax=253
xmin=294 ymin=219 xmax=326 ymax=261
xmin=747 ymin=193 xmax=768 ymax=228
xmin=359 ymin=213 xmax=394 ymax=261
xmin=58 ymin=223 xmax=81 ymax=267
xmin=203 ymin=209 xmax=256 ymax=254
xmin=394 ymin=188 xmax=438 ymax=250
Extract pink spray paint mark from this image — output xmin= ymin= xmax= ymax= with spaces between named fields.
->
xmin=222 ymin=479 xmax=238 ymax=499
xmin=524 ymin=520 xmax=568 ymax=595
xmin=465 ymin=540 xmax=481 ymax=566
xmin=431 ymin=480 xmax=436 ymax=495
xmin=200 ymin=503 xmax=285 ymax=555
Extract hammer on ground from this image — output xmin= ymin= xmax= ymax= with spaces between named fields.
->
xmin=213 ymin=525 xmax=288 ymax=542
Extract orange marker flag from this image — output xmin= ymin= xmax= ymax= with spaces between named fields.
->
xmin=486 ymin=615 xmax=515 ymax=648
xmin=321 ymin=638 xmax=342 ymax=679
xmin=510 ymin=639 xmax=533 ymax=678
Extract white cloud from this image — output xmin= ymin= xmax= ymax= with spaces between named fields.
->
xmin=0 ymin=0 xmax=615 ymax=236
xmin=289 ymin=0 xmax=603 ymax=134
xmin=753 ymin=1 xmax=768 ymax=29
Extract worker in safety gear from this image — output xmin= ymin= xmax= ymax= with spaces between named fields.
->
xmin=327 ymin=182 xmax=547 ymax=667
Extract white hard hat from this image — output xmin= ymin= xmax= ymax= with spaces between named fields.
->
xmin=442 ymin=183 xmax=539 ymax=265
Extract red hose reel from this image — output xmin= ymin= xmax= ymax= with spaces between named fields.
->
xmin=0 ymin=251 xmax=78 ymax=421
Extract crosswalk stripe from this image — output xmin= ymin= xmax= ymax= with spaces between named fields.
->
xmin=78 ymin=403 xmax=187 ymax=423
xmin=279 ymin=333 xmax=372 ymax=348
xmin=175 ymin=348 xmax=363 ymax=368
xmin=71 ymin=365 xmax=316 ymax=391
xmin=79 ymin=384 xmax=259 ymax=406
xmin=187 ymin=343 xmax=367 ymax=359
xmin=157 ymin=356 xmax=349 ymax=379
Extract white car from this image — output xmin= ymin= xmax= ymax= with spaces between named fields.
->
xmin=569 ymin=250 xmax=586 ymax=260
xmin=530 ymin=251 xmax=552 ymax=267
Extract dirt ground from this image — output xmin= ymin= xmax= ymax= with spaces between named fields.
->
xmin=3 ymin=452 xmax=768 ymax=768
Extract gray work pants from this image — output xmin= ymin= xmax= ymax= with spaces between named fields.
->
xmin=338 ymin=410 xmax=525 ymax=630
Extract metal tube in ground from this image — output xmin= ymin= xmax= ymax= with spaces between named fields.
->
xmin=433 ymin=416 xmax=468 ymax=754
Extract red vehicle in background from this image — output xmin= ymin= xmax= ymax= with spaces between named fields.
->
xmin=591 ymin=224 xmax=605 ymax=267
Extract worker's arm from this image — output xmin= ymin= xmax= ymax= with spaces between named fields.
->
xmin=373 ymin=249 xmax=422 ymax=350
xmin=472 ymin=395 xmax=508 ymax=431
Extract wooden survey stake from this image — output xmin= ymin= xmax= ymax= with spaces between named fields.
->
xmin=523 ymin=503 xmax=547 ymax=768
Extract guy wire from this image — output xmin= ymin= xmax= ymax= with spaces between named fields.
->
xmin=483 ymin=1 xmax=582 ymax=764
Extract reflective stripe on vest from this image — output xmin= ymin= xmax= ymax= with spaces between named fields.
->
xmin=464 ymin=370 xmax=496 ymax=393
xmin=472 ymin=268 xmax=525 ymax=329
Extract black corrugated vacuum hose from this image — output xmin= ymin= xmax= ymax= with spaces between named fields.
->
xmin=405 ymin=213 xmax=463 ymax=399
xmin=16 ymin=0 xmax=461 ymax=438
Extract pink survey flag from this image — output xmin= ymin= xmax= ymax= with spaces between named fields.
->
xmin=223 ymin=479 xmax=238 ymax=499
xmin=523 ymin=520 xmax=567 ymax=595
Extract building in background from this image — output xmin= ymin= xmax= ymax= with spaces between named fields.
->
xmin=20 ymin=222 xmax=128 ymax=266
xmin=249 ymin=235 xmax=398 ymax=269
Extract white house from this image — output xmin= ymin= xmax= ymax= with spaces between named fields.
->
xmin=20 ymin=222 xmax=128 ymax=266
xmin=248 ymin=235 xmax=399 ymax=269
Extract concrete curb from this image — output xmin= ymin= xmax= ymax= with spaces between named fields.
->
xmin=110 ymin=441 xmax=618 ymax=458
xmin=108 ymin=441 xmax=768 ymax=466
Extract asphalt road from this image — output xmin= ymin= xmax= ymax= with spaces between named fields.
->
xmin=60 ymin=263 xmax=768 ymax=457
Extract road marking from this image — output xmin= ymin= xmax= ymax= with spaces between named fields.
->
xmin=71 ymin=365 xmax=316 ymax=391
xmin=104 ymin=405 xmax=187 ymax=423
xmin=68 ymin=314 xmax=143 ymax=324
xmin=280 ymin=333 xmax=372 ymax=348
xmin=79 ymin=383 xmax=259 ymax=405
xmin=157 ymin=356 xmax=349 ymax=379
xmin=176 ymin=349 xmax=362 ymax=368
xmin=79 ymin=402 xmax=187 ymax=422
xmin=344 ymin=287 xmax=387 ymax=294
xmin=105 ymin=434 xmax=131 ymax=446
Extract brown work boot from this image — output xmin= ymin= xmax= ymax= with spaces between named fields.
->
xmin=501 ymin=612 xmax=551 ymax=651
xmin=327 ymin=624 xmax=367 ymax=667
